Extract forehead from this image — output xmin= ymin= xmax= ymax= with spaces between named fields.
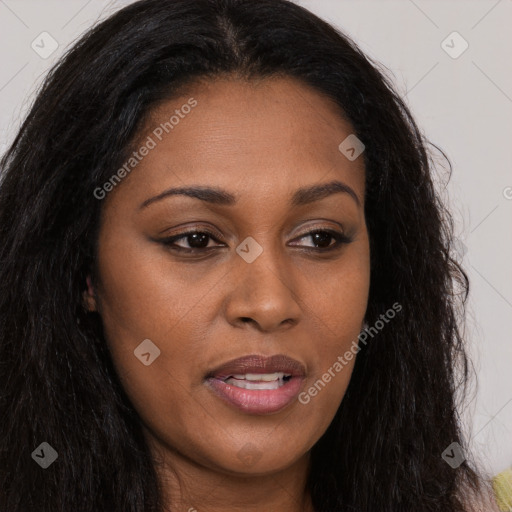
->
xmin=109 ymin=76 xmax=365 ymax=209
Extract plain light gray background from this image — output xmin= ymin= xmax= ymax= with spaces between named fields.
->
xmin=0 ymin=0 xmax=510 ymax=477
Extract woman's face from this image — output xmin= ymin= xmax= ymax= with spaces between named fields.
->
xmin=85 ymin=76 xmax=370 ymax=476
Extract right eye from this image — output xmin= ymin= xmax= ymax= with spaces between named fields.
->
xmin=160 ymin=229 xmax=225 ymax=252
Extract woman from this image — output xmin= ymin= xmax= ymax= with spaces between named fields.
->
xmin=0 ymin=0 xmax=499 ymax=510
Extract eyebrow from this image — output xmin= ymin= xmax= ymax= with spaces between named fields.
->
xmin=139 ymin=179 xmax=361 ymax=210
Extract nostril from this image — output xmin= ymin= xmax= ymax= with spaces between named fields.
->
xmin=240 ymin=317 xmax=252 ymax=323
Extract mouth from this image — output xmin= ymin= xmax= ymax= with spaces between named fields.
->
xmin=204 ymin=354 xmax=306 ymax=415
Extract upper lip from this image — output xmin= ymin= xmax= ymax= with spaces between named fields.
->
xmin=206 ymin=354 xmax=306 ymax=380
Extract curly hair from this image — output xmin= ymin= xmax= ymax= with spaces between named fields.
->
xmin=0 ymin=0 xmax=484 ymax=510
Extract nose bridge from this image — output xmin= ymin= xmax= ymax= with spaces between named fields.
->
xmin=240 ymin=235 xmax=286 ymax=288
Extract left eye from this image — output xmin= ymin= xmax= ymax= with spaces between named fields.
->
xmin=291 ymin=230 xmax=352 ymax=250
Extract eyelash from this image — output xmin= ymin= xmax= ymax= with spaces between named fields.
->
xmin=160 ymin=227 xmax=353 ymax=254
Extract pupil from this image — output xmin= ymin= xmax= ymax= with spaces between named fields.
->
xmin=188 ymin=233 xmax=209 ymax=248
xmin=313 ymin=232 xmax=331 ymax=248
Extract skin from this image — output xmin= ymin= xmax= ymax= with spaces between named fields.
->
xmin=83 ymin=75 xmax=370 ymax=512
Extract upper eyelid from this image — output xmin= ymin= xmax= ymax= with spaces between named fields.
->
xmin=166 ymin=218 xmax=346 ymax=238
xmin=169 ymin=225 xmax=345 ymax=239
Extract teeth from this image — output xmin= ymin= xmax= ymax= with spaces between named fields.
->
xmin=231 ymin=372 xmax=291 ymax=381
xmin=225 ymin=378 xmax=283 ymax=390
xmin=223 ymin=372 xmax=293 ymax=390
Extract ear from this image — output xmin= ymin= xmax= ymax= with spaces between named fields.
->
xmin=82 ymin=275 xmax=97 ymax=312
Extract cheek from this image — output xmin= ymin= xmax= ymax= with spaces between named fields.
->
xmin=296 ymin=301 xmax=364 ymax=441
xmin=309 ymin=238 xmax=370 ymax=335
xmin=92 ymin=230 xmax=208 ymax=389
xmin=301 ymin=244 xmax=370 ymax=408
xmin=95 ymin=225 xmax=204 ymax=334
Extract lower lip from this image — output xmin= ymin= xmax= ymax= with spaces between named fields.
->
xmin=205 ymin=376 xmax=304 ymax=415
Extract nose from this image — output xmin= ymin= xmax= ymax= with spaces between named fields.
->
xmin=223 ymin=242 xmax=302 ymax=332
